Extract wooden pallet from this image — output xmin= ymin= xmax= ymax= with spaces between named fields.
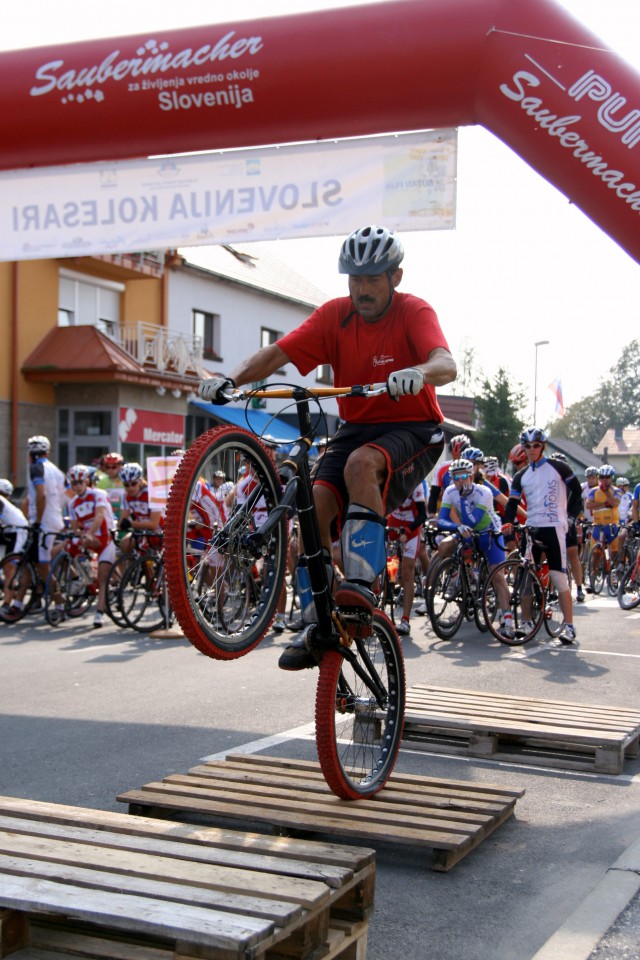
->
xmin=117 ymin=753 xmax=524 ymax=873
xmin=0 ymin=795 xmax=374 ymax=960
xmin=402 ymin=685 xmax=640 ymax=774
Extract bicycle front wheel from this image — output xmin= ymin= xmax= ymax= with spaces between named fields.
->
xmin=0 ymin=553 xmax=38 ymax=622
xmin=618 ymin=562 xmax=640 ymax=610
xmin=315 ymin=610 xmax=405 ymax=800
xmin=427 ymin=557 xmax=465 ymax=640
xmin=119 ymin=555 xmax=172 ymax=633
xmin=164 ymin=426 xmax=288 ymax=659
xmin=589 ymin=545 xmax=605 ymax=594
xmin=483 ymin=559 xmax=544 ymax=645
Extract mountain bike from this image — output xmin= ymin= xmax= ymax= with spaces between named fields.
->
xmin=482 ymin=526 xmax=563 ymax=646
xmin=164 ymin=382 xmax=406 ymax=800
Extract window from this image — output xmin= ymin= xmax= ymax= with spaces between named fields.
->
xmin=193 ymin=309 xmax=221 ymax=361
xmin=59 ymin=269 xmax=123 ymax=333
xmin=261 ymin=327 xmax=286 ymax=374
xmin=316 ymin=364 xmax=333 ymax=385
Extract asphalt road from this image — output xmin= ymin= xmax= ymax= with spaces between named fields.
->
xmin=2 ymin=589 xmax=640 ymax=960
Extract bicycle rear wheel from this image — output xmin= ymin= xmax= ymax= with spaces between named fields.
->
xmin=315 ymin=610 xmax=405 ymax=800
xmin=164 ymin=426 xmax=288 ymax=659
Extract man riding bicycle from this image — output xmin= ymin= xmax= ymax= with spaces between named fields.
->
xmin=199 ymin=224 xmax=457 ymax=668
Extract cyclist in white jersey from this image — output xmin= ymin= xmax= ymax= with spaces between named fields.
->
xmin=22 ymin=435 xmax=66 ymax=567
xmin=0 ymin=480 xmax=28 ymax=554
xmin=502 ymin=427 xmax=583 ymax=644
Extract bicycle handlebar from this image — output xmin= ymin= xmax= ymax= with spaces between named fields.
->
xmin=221 ymin=382 xmax=389 ymax=402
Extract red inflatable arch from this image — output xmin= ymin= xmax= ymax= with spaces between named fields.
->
xmin=1 ymin=0 xmax=639 ymax=262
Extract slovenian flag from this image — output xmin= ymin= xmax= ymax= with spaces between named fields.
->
xmin=549 ymin=379 xmax=565 ymax=416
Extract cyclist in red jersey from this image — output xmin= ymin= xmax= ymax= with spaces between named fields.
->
xmin=199 ymin=225 xmax=456 ymax=669
xmin=118 ymin=463 xmax=163 ymax=554
xmin=426 ymin=434 xmax=470 ymax=518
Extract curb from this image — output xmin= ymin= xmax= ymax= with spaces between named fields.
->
xmin=531 ymin=835 xmax=640 ymax=960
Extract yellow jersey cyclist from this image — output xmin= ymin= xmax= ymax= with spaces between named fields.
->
xmin=586 ymin=464 xmax=621 ymax=561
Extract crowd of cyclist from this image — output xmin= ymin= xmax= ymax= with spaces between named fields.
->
xmin=2 ymin=430 xmax=639 ymax=642
xmin=0 ymin=437 xmax=165 ymax=628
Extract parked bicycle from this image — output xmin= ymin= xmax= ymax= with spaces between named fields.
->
xmin=482 ymin=526 xmax=563 ymax=645
xmin=164 ymin=382 xmax=406 ymax=800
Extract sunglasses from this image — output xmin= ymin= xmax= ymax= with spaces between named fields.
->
xmin=453 ymin=473 xmax=471 ymax=480
xmin=70 ymin=480 xmax=85 ymax=486
xmin=123 ymin=481 xmax=139 ymax=488
xmin=524 ymin=442 xmax=543 ymax=449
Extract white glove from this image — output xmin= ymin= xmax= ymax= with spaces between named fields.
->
xmin=386 ymin=367 xmax=424 ymax=399
xmin=198 ymin=376 xmax=235 ymax=404
xmin=458 ymin=525 xmax=473 ymax=538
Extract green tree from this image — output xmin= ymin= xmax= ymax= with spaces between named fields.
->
xmin=551 ymin=339 xmax=640 ymax=447
xmin=473 ymin=368 xmax=527 ymax=466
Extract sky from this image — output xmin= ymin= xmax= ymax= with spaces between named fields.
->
xmin=2 ymin=0 xmax=639 ymax=428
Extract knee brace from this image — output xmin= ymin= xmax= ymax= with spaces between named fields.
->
xmin=341 ymin=504 xmax=386 ymax=585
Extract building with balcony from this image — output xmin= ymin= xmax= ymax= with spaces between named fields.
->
xmin=0 ymin=245 xmax=329 ymax=488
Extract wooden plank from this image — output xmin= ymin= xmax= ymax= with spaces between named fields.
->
xmin=0 ymin=816 xmax=353 ymax=893
xmin=0 ymin=874 xmax=273 ymax=954
xmin=401 ymin=685 xmax=640 ymax=773
xmin=0 ymin=831 xmax=331 ymax=911
xmin=117 ymin=755 xmax=523 ymax=872
xmin=0 ymin=798 xmax=373 ymax=877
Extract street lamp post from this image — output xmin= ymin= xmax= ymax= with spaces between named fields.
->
xmin=533 ymin=340 xmax=550 ymax=424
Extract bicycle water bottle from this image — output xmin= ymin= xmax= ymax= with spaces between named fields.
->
xmin=296 ymin=558 xmax=316 ymax=624
xmin=540 ymin=560 xmax=550 ymax=589
xmin=78 ymin=556 xmax=92 ymax=581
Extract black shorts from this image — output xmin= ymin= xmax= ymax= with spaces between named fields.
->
xmin=526 ymin=525 xmax=567 ymax=573
xmin=312 ymin=419 xmax=444 ymax=521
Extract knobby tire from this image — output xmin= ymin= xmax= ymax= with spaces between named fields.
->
xmin=315 ymin=610 xmax=405 ymax=800
xmin=164 ymin=426 xmax=288 ymax=659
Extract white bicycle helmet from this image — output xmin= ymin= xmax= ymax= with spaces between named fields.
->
xmin=0 ymin=479 xmax=14 ymax=497
xmin=450 ymin=434 xmax=471 ymax=457
xmin=120 ymin=462 xmax=144 ymax=484
xmin=617 ymin=476 xmax=630 ymax=486
xmin=67 ymin=464 xmax=90 ymax=484
xmin=338 ymin=225 xmax=404 ymax=275
xmin=27 ymin=435 xmax=50 ymax=455
xmin=585 ymin=466 xmax=599 ymax=477
xmin=598 ymin=464 xmax=615 ymax=478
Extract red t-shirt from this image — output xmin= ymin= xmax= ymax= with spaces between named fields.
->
xmin=277 ymin=293 xmax=449 ymax=424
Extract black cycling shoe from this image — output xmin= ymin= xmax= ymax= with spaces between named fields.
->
xmin=286 ymin=617 xmax=306 ymax=633
xmin=278 ymin=626 xmax=321 ymax=671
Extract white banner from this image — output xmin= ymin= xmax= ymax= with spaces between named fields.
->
xmin=146 ymin=455 xmax=182 ymax=510
xmin=0 ymin=130 xmax=456 ymax=261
